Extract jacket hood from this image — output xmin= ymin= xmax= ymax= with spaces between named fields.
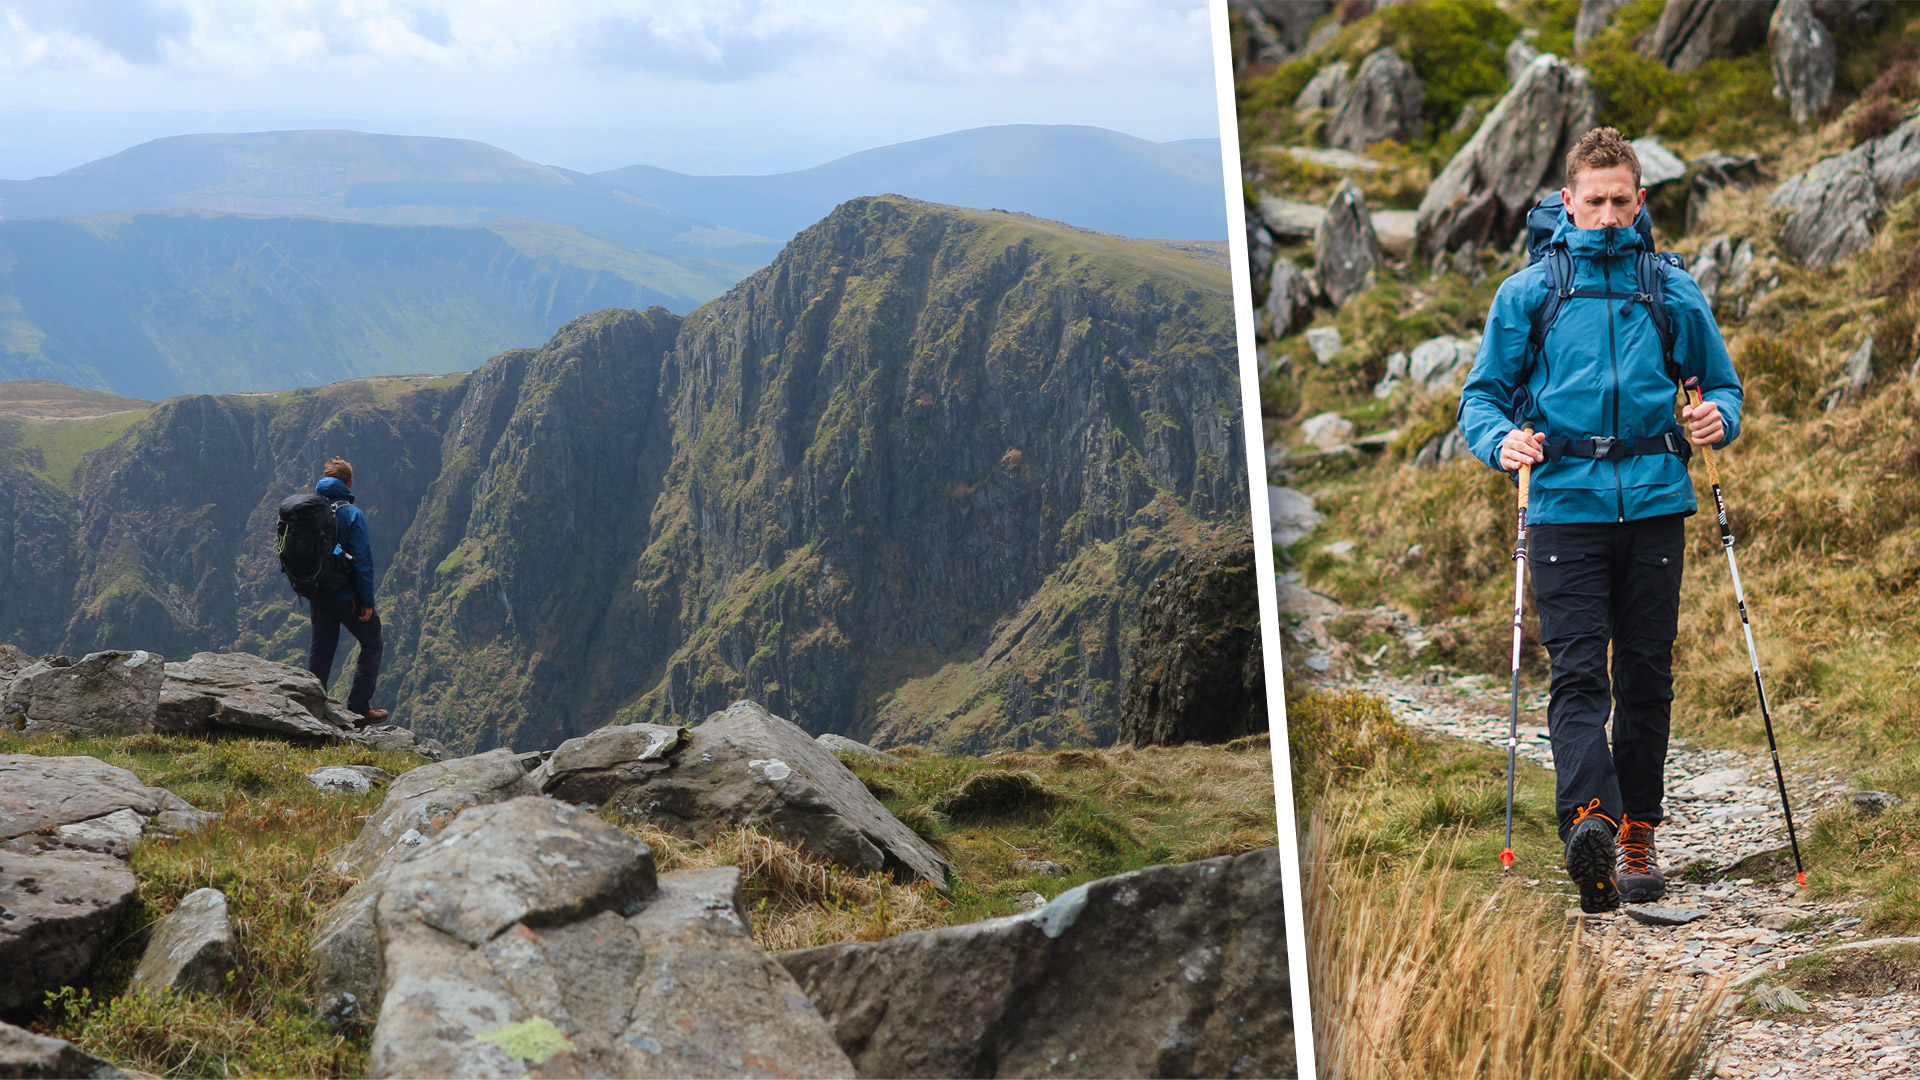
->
xmin=315 ymin=476 xmax=355 ymax=502
xmin=1549 ymin=208 xmax=1649 ymax=259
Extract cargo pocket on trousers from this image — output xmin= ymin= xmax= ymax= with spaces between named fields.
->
xmin=1529 ymin=545 xmax=1601 ymax=647
xmin=1627 ymin=547 xmax=1684 ymax=641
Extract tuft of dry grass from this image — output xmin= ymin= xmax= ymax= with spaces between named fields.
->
xmin=1306 ymin=813 xmax=1728 ymax=1080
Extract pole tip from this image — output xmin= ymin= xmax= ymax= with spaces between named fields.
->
xmin=1796 ymin=871 xmax=1807 ymax=886
xmin=1500 ymin=849 xmax=1514 ymax=870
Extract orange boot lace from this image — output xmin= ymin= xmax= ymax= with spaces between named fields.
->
xmin=1618 ymin=815 xmax=1657 ymax=876
xmin=1571 ymin=797 xmax=1616 ymax=831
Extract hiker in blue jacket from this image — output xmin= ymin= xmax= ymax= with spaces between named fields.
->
xmin=1457 ymin=127 xmax=1743 ymax=913
xmin=306 ymin=457 xmax=388 ymax=723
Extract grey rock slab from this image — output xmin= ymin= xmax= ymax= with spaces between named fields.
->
xmin=1828 ymin=334 xmax=1873 ymax=409
xmin=1265 ymin=257 xmax=1315 ymax=338
xmin=131 ymin=887 xmax=237 ymax=997
xmin=310 ymin=748 xmax=540 ymax=1027
xmin=1408 ymin=334 xmax=1478 ymax=390
xmin=1643 ymin=0 xmax=1775 ymax=72
xmin=334 ymin=748 xmax=538 ymax=879
xmin=0 ymin=643 xmax=32 ymax=686
xmin=1770 ymin=0 xmax=1836 ymax=126
xmin=1853 ymin=790 xmax=1904 ymax=813
xmin=1575 ymin=0 xmax=1628 ymax=52
xmin=1327 ymin=47 xmax=1423 ymax=153
xmin=376 ymin=798 xmax=658 ymax=948
xmin=0 ymin=1019 xmax=131 ymax=1078
xmin=1271 ymin=146 xmax=1384 ymax=172
xmin=1627 ymin=905 xmax=1710 ymax=926
xmin=1014 ymin=859 xmax=1068 ymax=877
xmin=780 ymin=847 xmax=1293 ymax=1080
xmin=543 ymin=702 xmax=951 ymax=892
xmin=2 ymin=650 xmax=163 ymax=739
xmin=307 ymin=767 xmax=380 ymax=794
xmin=815 ymin=733 xmax=898 ymax=762
xmin=1770 ymin=141 xmax=1880 ymax=266
xmin=0 ymin=837 xmax=138 ymax=1016
xmin=158 ymin=651 xmax=358 ymax=739
xmin=1300 ymin=411 xmax=1354 ymax=451
xmin=1416 ymin=55 xmax=1597 ymax=261
xmin=343 ymin=724 xmax=447 ymax=761
xmin=1256 ymin=196 xmax=1323 ymax=243
xmin=0 ymin=754 xmax=211 ymax=846
xmin=1294 ymin=62 xmax=1351 ymax=112
xmin=1268 ymin=487 xmax=1324 ymax=548
xmin=1634 ymin=136 xmax=1689 ymax=186
xmin=369 ymin=799 xmax=849 ymax=1080
xmin=1315 ymin=178 xmax=1383 ymax=307
xmin=1869 ymin=114 xmax=1920 ymax=202
xmin=1304 ymin=325 xmax=1343 ymax=364
xmin=1753 ymin=984 xmax=1813 ymax=1012
xmin=1507 ymin=38 xmax=1541 ymax=84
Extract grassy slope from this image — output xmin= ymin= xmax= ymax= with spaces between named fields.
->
xmin=4 ymin=730 xmax=1277 ymax=1078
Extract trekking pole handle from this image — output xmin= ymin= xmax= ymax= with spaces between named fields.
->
xmin=1517 ymin=426 xmax=1533 ymax=510
xmin=1683 ymin=379 xmax=1722 ymax=488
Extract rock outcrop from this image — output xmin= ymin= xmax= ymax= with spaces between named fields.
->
xmin=1326 ymin=48 xmax=1423 ymax=152
xmin=1770 ymin=115 xmax=1920 ymax=266
xmin=1315 ymin=179 xmax=1384 ymax=307
xmin=541 ymin=702 xmax=950 ymax=892
xmin=131 ymin=887 xmax=238 ymax=997
xmin=1769 ymin=0 xmax=1835 ymax=127
xmin=1642 ymin=0 xmax=1777 ymax=72
xmin=1415 ymin=55 xmax=1598 ymax=262
xmin=780 ymin=847 xmax=1293 ymax=1079
xmin=158 ymin=651 xmax=359 ymax=739
xmin=3 ymin=650 xmax=163 ymax=738
xmin=1233 ymin=0 xmax=1335 ymax=69
xmin=1575 ymin=0 xmax=1629 ymax=52
xmin=1118 ymin=536 xmax=1265 ymax=747
xmin=1294 ymin=62 xmax=1351 ymax=112
xmin=368 ymin=797 xmax=852 ymax=1080
xmin=0 ymin=1020 xmax=130 ymax=1078
xmin=0 ymin=642 xmax=32 ymax=684
xmin=0 ymin=755 xmax=213 ymax=1016
xmin=1265 ymin=257 xmax=1316 ymax=337
xmin=310 ymin=748 xmax=539 ymax=1029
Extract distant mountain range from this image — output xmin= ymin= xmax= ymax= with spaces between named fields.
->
xmin=0 ymin=126 xmax=1225 ymax=395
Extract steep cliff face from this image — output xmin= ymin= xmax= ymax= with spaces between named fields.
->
xmin=617 ymin=198 xmax=1244 ymax=746
xmin=0 ymin=197 xmax=1246 ymax=753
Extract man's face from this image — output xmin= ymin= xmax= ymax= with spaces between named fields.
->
xmin=1561 ymin=163 xmax=1645 ymax=231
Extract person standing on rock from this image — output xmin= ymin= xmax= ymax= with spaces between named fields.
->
xmin=306 ymin=458 xmax=388 ymax=724
xmin=1456 ymin=127 xmax=1744 ymax=914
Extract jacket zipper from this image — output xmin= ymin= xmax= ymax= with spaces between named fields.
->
xmin=1604 ymin=238 xmax=1625 ymax=522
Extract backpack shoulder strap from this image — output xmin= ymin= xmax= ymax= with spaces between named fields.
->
xmin=1516 ymin=249 xmax=1572 ymax=424
xmin=1635 ymin=250 xmax=1681 ymax=383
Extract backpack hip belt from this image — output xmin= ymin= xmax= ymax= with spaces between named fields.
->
xmin=1541 ymin=428 xmax=1692 ymax=464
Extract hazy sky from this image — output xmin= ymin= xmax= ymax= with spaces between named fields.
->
xmin=0 ymin=0 xmax=1221 ymax=179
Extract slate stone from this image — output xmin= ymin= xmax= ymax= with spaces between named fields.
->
xmin=1326 ymin=48 xmax=1422 ymax=152
xmin=1265 ymin=257 xmax=1315 ymax=338
xmin=157 ymin=651 xmax=355 ymax=739
xmin=543 ymin=702 xmax=950 ymax=892
xmin=1315 ymin=179 xmax=1383 ymax=307
xmin=780 ymin=848 xmax=1293 ymax=1080
xmin=1643 ymin=0 xmax=1776 ymax=73
xmin=0 ymin=1019 xmax=131 ymax=1078
xmin=1625 ymin=905 xmax=1709 ymax=926
xmin=368 ymin=798 xmax=850 ymax=1080
xmin=131 ymin=887 xmax=238 ymax=997
xmin=2 ymin=650 xmax=164 ymax=738
xmin=0 ymin=838 xmax=137 ymax=1017
xmin=1575 ymin=0 xmax=1629 ymax=52
xmin=1770 ymin=0 xmax=1836 ymax=126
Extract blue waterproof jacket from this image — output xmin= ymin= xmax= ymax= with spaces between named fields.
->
xmin=1457 ymin=214 xmax=1743 ymax=524
xmin=314 ymin=476 xmax=376 ymax=610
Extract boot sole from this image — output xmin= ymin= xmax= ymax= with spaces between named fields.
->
xmin=1621 ymin=879 xmax=1666 ymax=903
xmin=1566 ymin=828 xmax=1620 ymax=913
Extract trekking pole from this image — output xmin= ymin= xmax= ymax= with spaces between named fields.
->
xmin=1683 ymin=378 xmax=1806 ymax=886
xmin=1501 ymin=429 xmax=1534 ymax=871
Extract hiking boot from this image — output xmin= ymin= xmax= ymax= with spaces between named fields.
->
xmin=1564 ymin=798 xmax=1620 ymax=913
xmin=1618 ymin=815 xmax=1666 ymax=903
xmin=357 ymin=708 xmax=390 ymax=727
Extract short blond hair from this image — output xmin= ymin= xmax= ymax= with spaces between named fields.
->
xmin=1565 ymin=126 xmax=1642 ymax=190
xmin=323 ymin=457 xmax=352 ymax=484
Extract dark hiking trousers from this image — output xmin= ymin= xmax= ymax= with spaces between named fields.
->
xmin=308 ymin=600 xmax=383 ymax=716
xmin=1529 ymin=513 xmax=1686 ymax=842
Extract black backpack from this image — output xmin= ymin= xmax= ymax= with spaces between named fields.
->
xmin=277 ymin=494 xmax=355 ymax=600
xmin=1511 ymin=192 xmax=1693 ymax=465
